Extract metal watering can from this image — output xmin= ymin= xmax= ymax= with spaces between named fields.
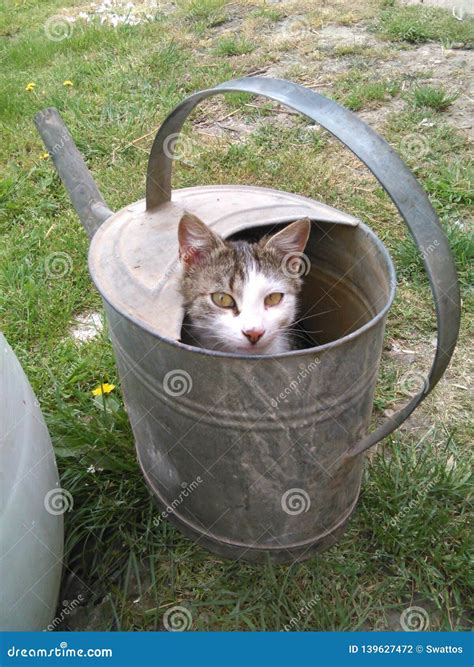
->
xmin=36 ymin=78 xmax=460 ymax=563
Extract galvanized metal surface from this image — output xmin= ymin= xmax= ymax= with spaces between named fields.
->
xmin=34 ymin=77 xmax=460 ymax=563
xmin=104 ymin=219 xmax=394 ymax=562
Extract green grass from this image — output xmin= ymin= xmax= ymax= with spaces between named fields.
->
xmin=40 ymin=386 xmax=474 ymax=632
xmin=249 ymin=7 xmax=282 ymax=23
xmin=334 ymin=44 xmax=375 ymax=57
xmin=393 ymin=219 xmax=473 ymax=290
xmin=215 ymin=36 xmax=255 ymax=57
xmin=412 ymin=85 xmax=458 ymax=111
xmin=334 ymin=71 xmax=400 ymax=111
xmin=376 ymin=5 xmax=474 ymax=47
xmin=1 ymin=0 xmax=472 ymax=632
xmin=177 ymin=0 xmax=228 ymax=28
xmin=345 ymin=80 xmax=399 ymax=111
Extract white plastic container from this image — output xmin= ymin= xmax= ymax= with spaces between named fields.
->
xmin=0 ymin=333 xmax=63 ymax=630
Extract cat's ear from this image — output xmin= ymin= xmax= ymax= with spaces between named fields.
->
xmin=178 ymin=213 xmax=223 ymax=266
xmin=264 ymin=218 xmax=311 ymax=256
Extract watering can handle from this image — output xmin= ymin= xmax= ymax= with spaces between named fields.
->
xmin=146 ymin=77 xmax=460 ymax=457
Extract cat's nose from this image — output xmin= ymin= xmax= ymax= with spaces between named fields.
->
xmin=242 ymin=328 xmax=265 ymax=344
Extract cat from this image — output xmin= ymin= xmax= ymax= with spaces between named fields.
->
xmin=178 ymin=213 xmax=311 ymax=355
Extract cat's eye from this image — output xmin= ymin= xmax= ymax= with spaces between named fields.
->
xmin=264 ymin=292 xmax=283 ymax=307
xmin=211 ymin=292 xmax=236 ymax=309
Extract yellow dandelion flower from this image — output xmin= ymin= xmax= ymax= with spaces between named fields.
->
xmin=63 ymin=80 xmax=74 ymax=87
xmin=91 ymin=382 xmax=115 ymax=396
xmin=25 ymin=82 xmax=36 ymax=92
xmin=39 ymin=152 xmax=50 ymax=160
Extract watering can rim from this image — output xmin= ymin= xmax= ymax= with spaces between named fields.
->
xmin=87 ymin=182 xmax=371 ymax=348
xmin=89 ymin=189 xmax=396 ymax=361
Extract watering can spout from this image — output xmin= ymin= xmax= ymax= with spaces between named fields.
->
xmin=34 ymin=107 xmax=113 ymax=239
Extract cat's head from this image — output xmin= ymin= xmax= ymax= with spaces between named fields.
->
xmin=178 ymin=213 xmax=311 ymax=355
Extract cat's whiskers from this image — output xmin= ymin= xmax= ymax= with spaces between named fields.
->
xmin=182 ymin=321 xmax=216 ymax=330
xmin=287 ymin=328 xmax=323 ymax=335
xmin=291 ymin=309 xmax=338 ymax=325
